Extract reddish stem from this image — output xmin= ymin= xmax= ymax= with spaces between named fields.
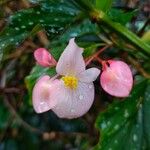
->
xmin=85 ymin=45 xmax=110 ymax=66
xmin=95 ymin=57 xmax=108 ymax=70
xmin=95 ymin=56 xmax=103 ymax=64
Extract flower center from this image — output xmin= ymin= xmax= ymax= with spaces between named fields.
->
xmin=62 ymin=76 xmax=78 ymax=89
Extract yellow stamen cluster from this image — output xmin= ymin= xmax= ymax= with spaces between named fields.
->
xmin=62 ymin=76 xmax=78 ymax=89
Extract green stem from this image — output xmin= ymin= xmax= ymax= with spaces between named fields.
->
xmin=73 ymin=0 xmax=150 ymax=56
xmin=99 ymin=14 xmax=150 ymax=56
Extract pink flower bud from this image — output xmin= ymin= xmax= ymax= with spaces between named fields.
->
xmin=100 ymin=60 xmax=133 ymax=97
xmin=34 ymin=48 xmax=57 ymax=67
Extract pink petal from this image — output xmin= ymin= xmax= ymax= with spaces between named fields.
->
xmin=52 ymin=81 xmax=95 ymax=119
xmin=56 ymin=38 xmax=85 ymax=76
xmin=32 ymin=75 xmax=60 ymax=113
xmin=34 ymin=48 xmax=56 ymax=67
xmin=78 ymin=68 xmax=100 ymax=83
xmin=100 ymin=60 xmax=133 ymax=97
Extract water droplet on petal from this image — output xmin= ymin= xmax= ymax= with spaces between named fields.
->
xmin=89 ymin=85 xmax=92 ymax=89
xmin=79 ymin=95 xmax=84 ymax=100
xmin=37 ymin=101 xmax=49 ymax=113
xmin=40 ymin=101 xmax=45 ymax=105
xmin=71 ymin=109 xmax=75 ymax=113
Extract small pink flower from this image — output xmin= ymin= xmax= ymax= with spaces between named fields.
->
xmin=32 ymin=75 xmax=61 ymax=113
xmin=34 ymin=48 xmax=56 ymax=67
xmin=100 ymin=60 xmax=133 ymax=97
xmin=32 ymin=38 xmax=100 ymax=119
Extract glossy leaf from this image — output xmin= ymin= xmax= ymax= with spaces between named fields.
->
xmin=0 ymin=99 xmax=11 ymax=130
xmin=108 ymin=9 xmax=137 ymax=25
xmin=95 ymin=79 xmax=150 ymax=150
xmin=0 ymin=0 xmax=80 ymax=61
xmin=73 ymin=0 xmax=150 ymax=56
xmin=96 ymin=0 xmax=112 ymax=13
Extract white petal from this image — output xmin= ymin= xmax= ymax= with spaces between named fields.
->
xmin=32 ymin=75 xmax=60 ymax=113
xmin=52 ymin=81 xmax=95 ymax=119
xmin=56 ymin=38 xmax=85 ymax=76
xmin=78 ymin=68 xmax=100 ymax=83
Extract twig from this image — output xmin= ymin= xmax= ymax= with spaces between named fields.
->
xmin=3 ymin=95 xmax=42 ymax=134
xmin=95 ymin=56 xmax=104 ymax=64
xmin=128 ymin=56 xmax=150 ymax=79
xmin=3 ymin=95 xmax=88 ymax=138
xmin=0 ymin=87 xmax=21 ymax=93
xmin=85 ymin=45 xmax=111 ymax=66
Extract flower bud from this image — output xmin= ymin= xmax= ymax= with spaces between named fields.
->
xmin=100 ymin=60 xmax=133 ymax=97
xmin=34 ymin=48 xmax=56 ymax=67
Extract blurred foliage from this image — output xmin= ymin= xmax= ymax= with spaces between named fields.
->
xmin=0 ymin=0 xmax=150 ymax=149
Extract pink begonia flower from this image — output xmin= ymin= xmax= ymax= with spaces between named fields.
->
xmin=32 ymin=38 xmax=100 ymax=119
xmin=34 ymin=48 xmax=56 ymax=67
xmin=100 ymin=60 xmax=133 ymax=97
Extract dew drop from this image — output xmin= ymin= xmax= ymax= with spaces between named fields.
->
xmin=79 ymin=95 xmax=84 ymax=100
xmin=133 ymin=134 xmax=137 ymax=142
xmin=115 ymin=107 xmax=119 ymax=110
xmin=114 ymin=140 xmax=118 ymax=144
xmin=89 ymin=85 xmax=92 ymax=89
xmin=36 ymin=11 xmax=40 ymax=14
xmin=124 ymin=109 xmax=129 ymax=118
xmin=71 ymin=109 xmax=75 ymax=113
xmin=107 ymin=121 xmax=111 ymax=126
xmin=29 ymin=22 xmax=34 ymax=25
xmin=40 ymin=101 xmax=45 ymax=105
xmin=50 ymin=28 xmax=55 ymax=33
xmin=39 ymin=20 xmax=44 ymax=23
xmin=21 ymin=25 xmax=26 ymax=29
xmin=10 ymin=38 xmax=14 ymax=42
xmin=1 ymin=44 xmax=5 ymax=47
xmin=54 ymin=18 xmax=59 ymax=21
xmin=15 ymin=27 xmax=20 ymax=31
xmin=37 ymin=101 xmax=49 ymax=113
xmin=101 ymin=122 xmax=107 ymax=129
xmin=114 ymin=124 xmax=119 ymax=130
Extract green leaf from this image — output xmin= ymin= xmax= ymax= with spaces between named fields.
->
xmin=75 ymin=32 xmax=102 ymax=48
xmin=72 ymin=0 xmax=150 ymax=56
xmin=94 ymin=79 xmax=150 ymax=150
xmin=75 ymin=32 xmax=105 ymax=57
xmin=143 ymin=80 xmax=150 ymax=149
xmin=50 ymin=19 xmax=97 ymax=47
xmin=0 ymin=98 xmax=11 ymax=130
xmin=96 ymin=0 xmax=112 ymax=13
xmin=0 ymin=0 xmax=80 ymax=61
xmin=108 ymin=9 xmax=137 ymax=25
xmin=142 ymin=31 xmax=150 ymax=44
